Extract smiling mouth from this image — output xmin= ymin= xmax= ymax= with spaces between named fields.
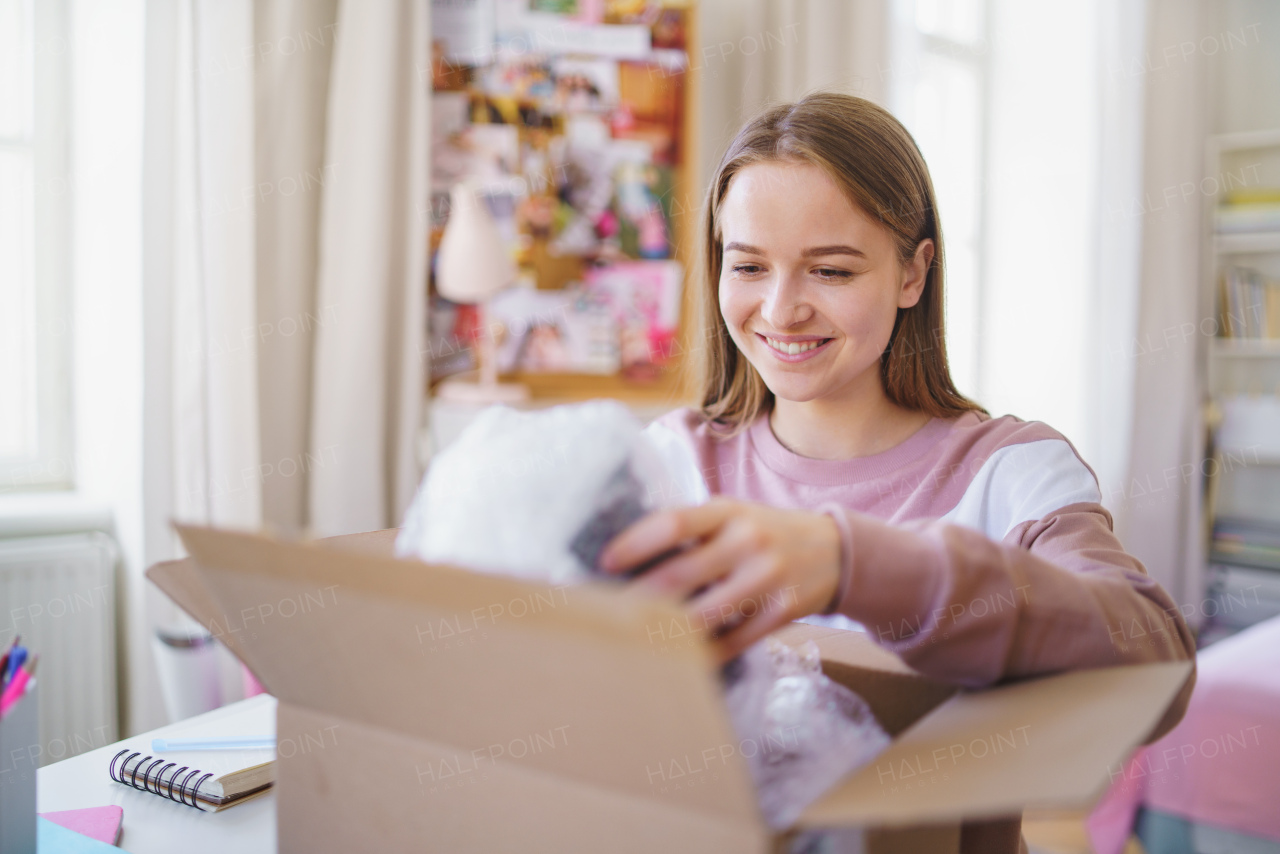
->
xmin=761 ymin=336 xmax=832 ymax=356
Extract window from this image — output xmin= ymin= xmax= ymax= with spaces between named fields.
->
xmin=891 ymin=0 xmax=1125 ymax=478
xmin=0 ymin=0 xmax=72 ymax=492
xmin=888 ymin=0 xmax=988 ymax=401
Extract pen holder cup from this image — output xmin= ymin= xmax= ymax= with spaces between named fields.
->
xmin=0 ymin=683 xmax=38 ymax=854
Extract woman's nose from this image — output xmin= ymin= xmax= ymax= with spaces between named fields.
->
xmin=760 ymin=274 xmax=813 ymax=329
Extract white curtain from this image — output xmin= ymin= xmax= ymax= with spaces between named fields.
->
xmin=138 ymin=0 xmax=429 ymax=733
xmin=1121 ymin=0 xmax=1211 ymax=609
xmin=174 ymin=0 xmax=263 ymax=531
xmin=254 ymin=0 xmax=340 ymax=534
xmin=695 ymin=0 xmax=890 ymax=203
xmin=1090 ymin=0 xmax=1148 ymax=554
xmin=308 ymin=0 xmax=429 ymax=536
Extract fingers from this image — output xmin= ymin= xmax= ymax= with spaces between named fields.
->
xmin=598 ymin=501 xmax=834 ymax=664
xmin=711 ymin=608 xmax=787 ymax=664
xmin=687 ymin=555 xmax=798 ymax=663
xmin=634 ymin=518 xmax=760 ymax=599
xmin=598 ymin=499 xmax=738 ymax=575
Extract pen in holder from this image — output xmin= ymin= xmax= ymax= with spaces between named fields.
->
xmin=0 ymin=683 xmax=39 ymax=854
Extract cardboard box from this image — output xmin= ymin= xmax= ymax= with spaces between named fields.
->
xmin=148 ymin=525 xmax=1191 ymax=854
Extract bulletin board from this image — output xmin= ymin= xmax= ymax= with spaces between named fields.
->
xmin=427 ymin=0 xmax=699 ymax=404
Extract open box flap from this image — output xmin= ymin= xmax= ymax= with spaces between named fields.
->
xmin=797 ymin=659 xmax=1193 ymax=828
xmin=144 ymin=527 xmax=402 ymax=613
xmin=312 ymin=527 xmax=401 ymax=554
xmin=143 ymin=529 xmax=403 ymax=685
xmin=772 ymin=622 xmax=919 ymax=676
xmin=772 ymin=623 xmax=960 ymax=737
xmin=147 ymin=556 xmax=259 ymax=666
xmin=157 ymin=524 xmax=762 ymax=827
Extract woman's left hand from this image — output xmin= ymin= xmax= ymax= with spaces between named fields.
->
xmin=598 ymin=498 xmax=842 ymax=663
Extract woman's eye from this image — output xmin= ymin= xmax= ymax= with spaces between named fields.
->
xmin=814 ymin=268 xmax=853 ymax=281
xmin=731 ymin=264 xmax=764 ymax=275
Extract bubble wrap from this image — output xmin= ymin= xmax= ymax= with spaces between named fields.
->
xmin=396 ymin=400 xmax=686 ymax=582
xmin=397 ymin=401 xmax=891 ymax=830
xmin=722 ymin=638 xmax=890 ymax=829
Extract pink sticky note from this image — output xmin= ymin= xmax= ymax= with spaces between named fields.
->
xmin=38 ymin=806 xmax=123 ymax=845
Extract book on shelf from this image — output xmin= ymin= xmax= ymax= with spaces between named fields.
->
xmin=1204 ymin=562 xmax=1280 ymax=630
xmin=1216 ymin=187 xmax=1280 ymax=233
xmin=1214 ymin=394 xmax=1280 ymax=460
xmin=1217 ymin=265 xmax=1280 ymax=339
xmin=1210 ymin=516 xmax=1280 ymax=573
xmin=1215 ymin=202 xmax=1280 ymax=233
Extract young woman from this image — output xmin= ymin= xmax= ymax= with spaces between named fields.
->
xmin=599 ymin=92 xmax=1195 ymax=852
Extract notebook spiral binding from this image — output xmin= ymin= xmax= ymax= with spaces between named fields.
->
xmin=110 ymin=749 xmax=215 ymax=811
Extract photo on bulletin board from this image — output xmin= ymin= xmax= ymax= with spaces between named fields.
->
xmin=432 ymin=0 xmax=496 ymax=64
xmin=604 ymin=0 xmax=662 ymax=25
xmin=613 ymin=160 xmax=672 ymax=259
xmin=650 ymin=7 xmax=687 ymax=49
xmin=426 ymin=295 xmax=480 ymax=380
xmin=584 ymin=259 xmax=683 ymax=378
xmin=530 ymin=0 xmax=578 ymax=14
xmin=476 ymin=56 xmax=556 ymax=101
xmin=551 ymin=57 xmax=620 ymax=112
xmin=488 ymin=285 xmax=620 ymax=375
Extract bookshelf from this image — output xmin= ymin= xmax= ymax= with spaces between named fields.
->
xmin=1198 ymin=128 xmax=1280 ymax=643
xmin=425 ymin=0 xmax=701 ymax=413
xmin=1215 ymin=231 xmax=1280 ymax=255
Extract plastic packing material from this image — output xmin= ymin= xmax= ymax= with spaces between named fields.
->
xmin=397 ymin=400 xmax=689 ymax=583
xmin=396 ymin=401 xmax=891 ymax=830
xmin=722 ymin=638 xmax=891 ymax=829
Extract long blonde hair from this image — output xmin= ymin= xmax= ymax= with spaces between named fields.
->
xmin=693 ymin=92 xmax=986 ymax=433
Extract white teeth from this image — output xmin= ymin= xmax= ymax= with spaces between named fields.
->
xmin=764 ymin=337 xmax=824 ymax=355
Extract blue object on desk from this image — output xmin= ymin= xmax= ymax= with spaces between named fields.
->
xmin=37 ymin=817 xmax=121 ymax=853
xmin=151 ymin=735 xmax=275 ymax=752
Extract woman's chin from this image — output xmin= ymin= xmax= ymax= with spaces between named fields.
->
xmin=760 ymin=376 xmax=831 ymax=404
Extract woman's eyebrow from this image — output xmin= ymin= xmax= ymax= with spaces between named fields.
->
xmin=722 ymin=241 xmax=867 ymax=259
xmin=802 ymin=244 xmax=867 ymax=259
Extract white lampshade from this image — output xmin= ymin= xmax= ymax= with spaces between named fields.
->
xmin=435 ymin=182 xmax=516 ymax=303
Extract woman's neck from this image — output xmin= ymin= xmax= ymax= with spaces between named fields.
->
xmin=768 ymin=379 xmax=933 ymax=461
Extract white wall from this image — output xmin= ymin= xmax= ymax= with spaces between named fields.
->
xmin=68 ymin=0 xmax=150 ymax=733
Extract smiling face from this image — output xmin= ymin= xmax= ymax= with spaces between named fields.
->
xmin=716 ymin=159 xmax=931 ymax=407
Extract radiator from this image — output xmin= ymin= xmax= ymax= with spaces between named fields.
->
xmin=0 ymin=533 xmax=118 ymax=766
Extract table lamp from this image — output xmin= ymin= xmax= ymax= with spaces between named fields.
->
xmin=434 ymin=180 xmax=530 ymax=403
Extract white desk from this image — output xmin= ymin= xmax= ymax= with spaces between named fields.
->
xmin=37 ymin=696 xmax=276 ymax=854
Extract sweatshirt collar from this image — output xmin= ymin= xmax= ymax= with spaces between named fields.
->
xmin=747 ymin=409 xmax=961 ymax=484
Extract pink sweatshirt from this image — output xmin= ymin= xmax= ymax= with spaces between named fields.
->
xmin=646 ymin=407 xmax=1196 ymax=708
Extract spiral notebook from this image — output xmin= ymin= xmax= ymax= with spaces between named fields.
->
xmin=107 ymin=695 xmax=276 ymax=811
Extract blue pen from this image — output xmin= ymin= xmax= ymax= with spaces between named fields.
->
xmin=4 ymin=646 xmax=26 ymax=685
xmin=151 ymin=736 xmax=275 ymax=752
xmin=0 ymin=635 xmax=19 ymax=689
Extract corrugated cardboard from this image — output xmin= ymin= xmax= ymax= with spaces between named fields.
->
xmin=147 ymin=525 xmax=1192 ymax=854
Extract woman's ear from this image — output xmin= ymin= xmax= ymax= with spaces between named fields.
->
xmin=897 ymin=238 xmax=934 ymax=309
